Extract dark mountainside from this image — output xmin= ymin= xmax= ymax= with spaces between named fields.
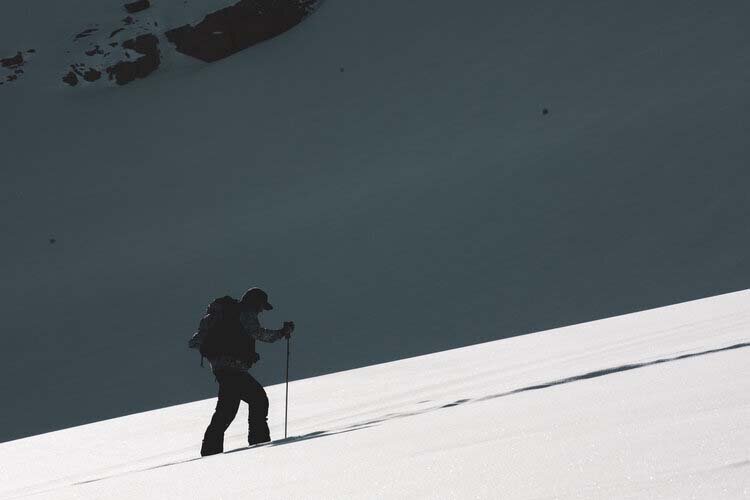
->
xmin=1 ymin=0 xmax=749 ymax=442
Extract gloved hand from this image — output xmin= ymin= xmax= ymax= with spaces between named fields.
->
xmin=282 ymin=321 xmax=295 ymax=338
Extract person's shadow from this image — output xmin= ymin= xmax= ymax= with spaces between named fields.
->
xmin=75 ymin=340 xmax=749 ymax=486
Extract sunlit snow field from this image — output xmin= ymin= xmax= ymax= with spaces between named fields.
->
xmin=1 ymin=290 xmax=748 ymax=499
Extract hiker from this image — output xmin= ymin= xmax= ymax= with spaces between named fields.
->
xmin=190 ymin=287 xmax=295 ymax=456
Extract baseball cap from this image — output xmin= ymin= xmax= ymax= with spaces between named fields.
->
xmin=241 ymin=287 xmax=273 ymax=310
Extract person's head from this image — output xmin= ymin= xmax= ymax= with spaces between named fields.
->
xmin=240 ymin=287 xmax=274 ymax=313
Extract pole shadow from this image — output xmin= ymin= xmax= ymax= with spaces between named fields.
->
xmin=69 ymin=341 xmax=748 ymax=489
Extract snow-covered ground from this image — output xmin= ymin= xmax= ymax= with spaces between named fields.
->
xmin=2 ymin=290 xmax=748 ymax=499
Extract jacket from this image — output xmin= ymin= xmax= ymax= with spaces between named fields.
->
xmin=208 ymin=310 xmax=286 ymax=373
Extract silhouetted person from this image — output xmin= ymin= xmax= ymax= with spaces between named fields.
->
xmin=191 ymin=287 xmax=295 ymax=456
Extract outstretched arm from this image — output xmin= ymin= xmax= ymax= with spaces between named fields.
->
xmin=241 ymin=311 xmax=289 ymax=343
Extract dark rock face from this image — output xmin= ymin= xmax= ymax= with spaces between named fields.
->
xmin=62 ymin=71 xmax=79 ymax=86
xmin=125 ymin=0 xmax=151 ymax=14
xmin=1 ymin=51 xmax=28 ymax=85
xmin=165 ymin=0 xmax=318 ymax=63
xmin=106 ymin=34 xmax=160 ymax=85
xmin=51 ymin=0 xmax=319 ymax=89
xmin=74 ymin=28 xmax=98 ymax=40
xmin=1 ymin=52 xmax=24 ymax=68
xmin=83 ymin=68 xmax=102 ymax=82
xmin=85 ymin=46 xmax=104 ymax=56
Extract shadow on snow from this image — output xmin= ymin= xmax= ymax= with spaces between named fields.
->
xmin=72 ymin=341 xmax=748 ymax=488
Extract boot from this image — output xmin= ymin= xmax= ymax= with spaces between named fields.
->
xmin=248 ymin=424 xmax=271 ymax=446
xmin=201 ymin=439 xmax=223 ymax=457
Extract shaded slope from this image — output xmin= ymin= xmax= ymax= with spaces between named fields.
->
xmin=0 ymin=0 xmax=749 ymax=441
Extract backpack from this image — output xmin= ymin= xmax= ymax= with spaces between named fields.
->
xmin=188 ymin=296 xmax=257 ymax=366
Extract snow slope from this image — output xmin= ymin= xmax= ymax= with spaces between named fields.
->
xmin=1 ymin=290 xmax=748 ymax=499
xmin=2 ymin=0 xmax=750 ymax=441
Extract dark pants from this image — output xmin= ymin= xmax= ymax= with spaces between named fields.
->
xmin=201 ymin=371 xmax=270 ymax=456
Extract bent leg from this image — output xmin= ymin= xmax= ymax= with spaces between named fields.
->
xmin=201 ymin=374 xmax=241 ymax=456
xmin=239 ymin=373 xmax=270 ymax=445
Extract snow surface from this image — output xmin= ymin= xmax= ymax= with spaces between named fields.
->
xmin=2 ymin=0 xmax=750 ymax=442
xmin=1 ymin=290 xmax=748 ymax=499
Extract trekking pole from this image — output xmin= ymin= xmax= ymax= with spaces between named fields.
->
xmin=284 ymin=335 xmax=290 ymax=439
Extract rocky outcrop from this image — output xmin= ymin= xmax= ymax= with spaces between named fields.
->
xmin=106 ymin=34 xmax=160 ymax=85
xmin=1 ymin=51 xmax=30 ymax=86
xmin=74 ymin=28 xmax=98 ymax=40
xmin=124 ymin=0 xmax=150 ymax=14
xmin=1 ymin=52 xmax=23 ymax=68
xmin=48 ymin=0 xmax=319 ymax=89
xmin=83 ymin=68 xmax=102 ymax=82
xmin=62 ymin=71 xmax=79 ymax=86
xmin=165 ymin=0 xmax=318 ymax=63
xmin=85 ymin=45 xmax=105 ymax=56
xmin=62 ymin=63 xmax=101 ymax=85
